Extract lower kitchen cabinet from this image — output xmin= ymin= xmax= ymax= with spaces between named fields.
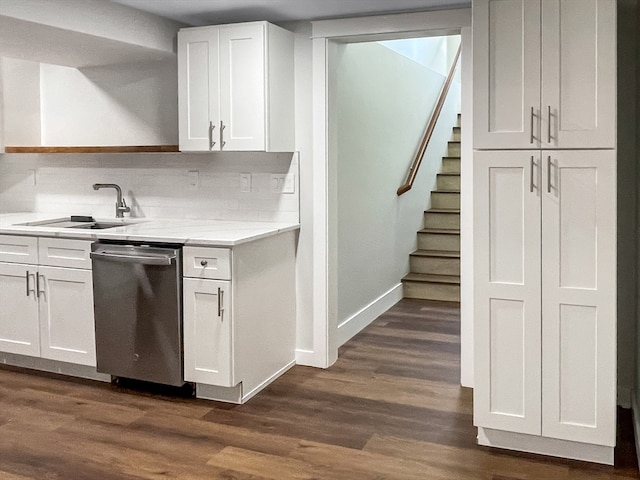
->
xmin=0 ymin=236 xmax=96 ymax=367
xmin=183 ymin=278 xmax=232 ymax=386
xmin=38 ymin=266 xmax=95 ymax=366
xmin=473 ymin=149 xmax=616 ymax=463
xmin=0 ymin=262 xmax=39 ymax=356
xmin=182 ymin=231 xmax=296 ymax=403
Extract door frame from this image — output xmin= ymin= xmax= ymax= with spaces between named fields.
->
xmin=309 ymin=8 xmax=473 ymax=371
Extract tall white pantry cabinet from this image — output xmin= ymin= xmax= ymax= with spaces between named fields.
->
xmin=472 ymin=0 xmax=617 ymax=465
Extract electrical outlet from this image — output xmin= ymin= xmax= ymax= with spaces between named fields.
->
xmin=240 ymin=173 xmax=252 ymax=193
xmin=270 ymin=174 xmax=295 ymax=194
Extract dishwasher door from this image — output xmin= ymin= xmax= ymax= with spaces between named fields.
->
xmin=90 ymin=243 xmax=184 ymax=386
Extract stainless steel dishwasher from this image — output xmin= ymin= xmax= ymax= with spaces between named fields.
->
xmin=90 ymin=242 xmax=184 ymax=386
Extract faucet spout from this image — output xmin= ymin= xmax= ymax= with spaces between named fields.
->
xmin=92 ymin=183 xmax=131 ymax=218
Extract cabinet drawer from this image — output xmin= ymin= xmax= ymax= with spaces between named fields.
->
xmin=183 ymin=247 xmax=231 ymax=280
xmin=38 ymin=238 xmax=92 ymax=269
xmin=0 ymin=235 xmax=38 ymax=264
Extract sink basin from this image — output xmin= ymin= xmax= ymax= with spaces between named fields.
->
xmin=17 ymin=217 xmax=140 ymax=230
xmin=66 ymin=221 xmax=132 ymax=230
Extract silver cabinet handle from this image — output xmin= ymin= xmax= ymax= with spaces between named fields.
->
xmin=217 ymin=287 xmax=224 ymax=318
xmin=36 ymin=273 xmax=43 ymax=298
xmin=530 ymin=107 xmax=534 ymax=144
xmin=547 ymin=155 xmax=552 ymax=193
xmin=26 ymin=270 xmax=30 ymax=297
xmin=200 ymin=259 xmax=208 ymax=267
xmin=547 ymin=105 xmax=551 ymax=144
xmin=530 ymin=156 xmax=535 ymax=193
xmin=220 ymin=121 xmax=226 ymax=149
xmin=208 ymin=121 xmax=216 ymax=150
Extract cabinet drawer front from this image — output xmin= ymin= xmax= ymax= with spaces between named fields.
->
xmin=0 ymin=235 xmax=38 ymax=264
xmin=183 ymin=247 xmax=231 ymax=280
xmin=38 ymin=238 xmax=92 ymax=269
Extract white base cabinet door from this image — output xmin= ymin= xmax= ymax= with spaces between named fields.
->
xmin=38 ymin=266 xmax=96 ymax=367
xmin=0 ymin=263 xmax=39 ymax=357
xmin=541 ymin=150 xmax=616 ymax=446
xmin=183 ymin=278 xmax=233 ymax=387
xmin=473 ymin=150 xmax=542 ymax=435
xmin=474 ymin=149 xmax=616 ymax=449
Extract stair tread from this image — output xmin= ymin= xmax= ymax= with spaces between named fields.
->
xmin=448 ymin=141 xmax=461 ymax=144
xmin=426 ymin=208 xmax=460 ymax=214
xmin=437 ymin=172 xmax=460 ymax=177
xmin=432 ymin=189 xmax=460 ymax=194
xmin=442 ymin=156 xmax=461 ymax=160
xmin=403 ymin=273 xmax=461 ymax=284
xmin=419 ymin=227 xmax=460 ymax=234
xmin=411 ymin=249 xmax=460 ymax=258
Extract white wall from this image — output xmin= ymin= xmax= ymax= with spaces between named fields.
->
xmin=379 ymin=36 xmax=452 ymax=75
xmin=333 ymin=40 xmax=460 ymax=343
xmin=2 ymin=58 xmax=178 ymax=147
xmin=0 ymin=58 xmax=41 ymax=145
xmin=0 ymin=152 xmax=299 ymax=223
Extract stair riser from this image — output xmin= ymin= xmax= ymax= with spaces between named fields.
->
xmin=410 ymin=256 xmax=460 ymax=275
xmin=442 ymin=158 xmax=461 ymax=174
xmin=451 ymin=128 xmax=461 ymax=141
xmin=403 ymin=281 xmax=460 ymax=302
xmin=447 ymin=143 xmax=461 ymax=156
xmin=437 ymin=175 xmax=461 ymax=190
xmin=431 ymin=192 xmax=460 ymax=209
xmin=424 ymin=212 xmax=460 ymax=229
xmin=417 ymin=233 xmax=460 ymax=251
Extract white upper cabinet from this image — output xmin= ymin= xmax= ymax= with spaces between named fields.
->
xmin=178 ymin=21 xmax=294 ymax=152
xmin=474 ymin=0 xmax=616 ymax=149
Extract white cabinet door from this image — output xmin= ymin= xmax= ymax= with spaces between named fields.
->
xmin=219 ymin=23 xmax=266 ymax=151
xmin=0 ymin=263 xmax=39 ymax=356
xmin=178 ymin=27 xmax=220 ymax=151
xmin=473 ymin=150 xmax=542 ymax=435
xmin=541 ymin=150 xmax=616 ymax=445
xmin=183 ymin=278 xmax=233 ymax=386
xmin=473 ymin=0 xmax=542 ymax=149
xmin=38 ymin=266 xmax=96 ymax=366
xmin=541 ymin=0 xmax=616 ymax=149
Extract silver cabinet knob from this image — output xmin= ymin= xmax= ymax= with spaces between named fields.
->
xmin=200 ymin=260 xmax=208 ymax=267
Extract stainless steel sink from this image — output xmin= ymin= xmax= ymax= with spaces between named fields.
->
xmin=17 ymin=217 xmax=140 ymax=230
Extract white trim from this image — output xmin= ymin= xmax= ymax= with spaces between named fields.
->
xmin=311 ymin=8 xmax=471 ymax=39
xmin=311 ymin=36 xmax=332 ymax=368
xmin=337 ymin=284 xmax=403 ymax=347
xmin=477 ymin=427 xmax=614 ymax=466
xmin=196 ymin=360 xmax=295 ymax=404
xmin=459 ymin=25 xmax=474 ymax=388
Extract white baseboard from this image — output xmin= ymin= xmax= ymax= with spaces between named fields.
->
xmin=336 ymin=283 xmax=403 ymax=348
xmin=0 ymin=352 xmax=110 ymax=382
xmin=241 ymin=360 xmax=295 ymax=402
xmin=477 ymin=427 xmax=614 ymax=465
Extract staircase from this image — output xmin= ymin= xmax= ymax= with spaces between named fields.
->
xmin=402 ymin=115 xmax=461 ymax=302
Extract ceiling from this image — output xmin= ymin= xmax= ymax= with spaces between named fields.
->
xmin=110 ymin=0 xmax=470 ymax=27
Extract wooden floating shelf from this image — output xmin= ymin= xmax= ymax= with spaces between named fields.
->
xmin=4 ymin=145 xmax=180 ymax=154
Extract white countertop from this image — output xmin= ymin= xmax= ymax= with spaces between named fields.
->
xmin=0 ymin=213 xmax=299 ymax=246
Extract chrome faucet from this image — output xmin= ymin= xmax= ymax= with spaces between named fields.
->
xmin=92 ymin=183 xmax=131 ymax=218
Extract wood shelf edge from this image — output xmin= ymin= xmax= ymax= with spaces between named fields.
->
xmin=4 ymin=145 xmax=180 ymax=154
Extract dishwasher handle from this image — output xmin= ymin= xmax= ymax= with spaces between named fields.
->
xmin=90 ymin=251 xmax=175 ymax=266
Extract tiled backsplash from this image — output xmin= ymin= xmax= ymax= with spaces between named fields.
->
xmin=0 ymin=152 xmax=299 ymax=223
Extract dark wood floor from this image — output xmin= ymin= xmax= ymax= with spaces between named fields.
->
xmin=0 ymin=299 xmax=637 ymax=479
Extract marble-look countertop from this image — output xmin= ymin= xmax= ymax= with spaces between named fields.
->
xmin=0 ymin=213 xmax=299 ymax=247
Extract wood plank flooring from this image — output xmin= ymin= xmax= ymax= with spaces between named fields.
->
xmin=0 ymin=299 xmax=637 ymax=479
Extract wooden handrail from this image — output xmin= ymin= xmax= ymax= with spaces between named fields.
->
xmin=397 ymin=44 xmax=462 ymax=196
